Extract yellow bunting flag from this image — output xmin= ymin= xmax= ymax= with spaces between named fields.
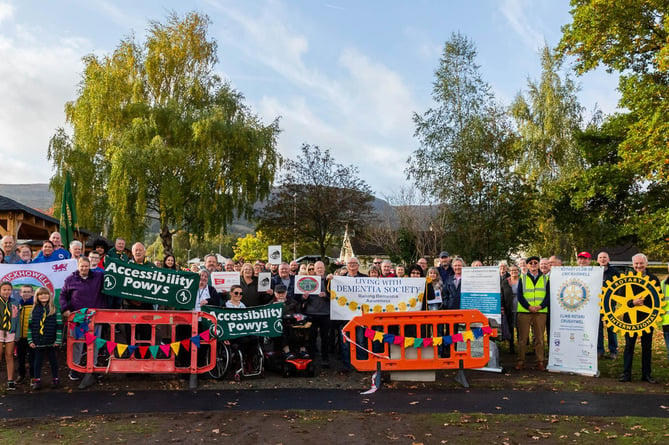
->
xmin=116 ymin=343 xmax=128 ymax=356
xmin=462 ymin=331 xmax=474 ymax=342
xmin=170 ymin=342 xmax=181 ymax=356
xmin=432 ymin=336 xmax=443 ymax=346
xmin=373 ymin=331 xmax=384 ymax=343
xmin=404 ymin=337 xmax=414 ymax=348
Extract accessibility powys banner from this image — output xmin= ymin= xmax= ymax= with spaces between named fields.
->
xmin=547 ymin=266 xmax=603 ymax=377
xmin=201 ymin=303 xmax=283 ymax=340
xmin=329 ymin=276 xmax=426 ymax=321
xmin=102 ymin=258 xmax=199 ymax=310
xmin=0 ymin=259 xmax=77 ymax=309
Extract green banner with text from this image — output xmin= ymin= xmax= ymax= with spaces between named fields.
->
xmin=102 ymin=258 xmax=199 ymax=310
xmin=201 ymin=303 xmax=284 ymax=340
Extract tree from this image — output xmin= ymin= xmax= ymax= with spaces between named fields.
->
xmin=558 ymin=1 xmax=669 ymax=256
xmin=48 ymin=12 xmax=280 ymax=255
xmin=233 ymin=231 xmax=270 ymax=261
xmin=257 ymin=144 xmax=374 ymax=259
xmin=407 ymin=33 xmax=533 ymax=262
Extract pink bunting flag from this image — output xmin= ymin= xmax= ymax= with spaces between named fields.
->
xmin=393 ymin=336 xmax=404 ymax=345
xmin=452 ymin=334 xmax=463 ymax=342
xmin=423 ymin=337 xmax=433 ymax=348
xmin=365 ymin=328 xmax=375 ymax=339
xmin=482 ymin=326 xmax=493 ymax=334
xmin=106 ymin=341 xmax=117 ymax=354
xmin=85 ymin=333 xmax=96 ymax=345
xmin=199 ymin=330 xmax=210 ymax=342
xmin=159 ymin=344 xmax=171 ymax=357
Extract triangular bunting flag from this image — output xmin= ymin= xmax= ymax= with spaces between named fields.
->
xmin=95 ymin=337 xmax=106 ymax=349
xmin=127 ymin=345 xmax=137 ymax=355
xmin=413 ymin=338 xmax=423 ymax=348
xmin=191 ymin=336 xmax=201 ymax=348
xmin=393 ymin=336 xmax=404 ymax=345
xmin=452 ymin=333 xmax=463 ymax=342
xmin=85 ymin=333 xmax=96 ymax=345
xmin=482 ymin=326 xmax=493 ymax=335
xmin=106 ymin=341 xmax=117 ymax=355
xmin=404 ymin=337 xmax=414 ymax=348
xmin=472 ymin=327 xmax=483 ymax=339
xmin=443 ymin=336 xmax=453 ymax=345
xmin=462 ymin=331 xmax=474 ymax=342
xmin=432 ymin=336 xmax=443 ymax=346
xmin=364 ymin=328 xmax=375 ymax=339
xmin=148 ymin=345 xmax=160 ymax=358
xmin=199 ymin=330 xmax=210 ymax=342
xmin=138 ymin=346 xmax=149 ymax=358
xmin=180 ymin=339 xmax=191 ymax=351
xmin=373 ymin=331 xmax=384 ymax=343
xmin=382 ymin=333 xmax=395 ymax=344
xmin=116 ymin=343 xmax=128 ymax=356
xmin=423 ymin=337 xmax=433 ymax=348
xmin=170 ymin=342 xmax=180 ymax=356
xmin=159 ymin=344 xmax=171 ymax=357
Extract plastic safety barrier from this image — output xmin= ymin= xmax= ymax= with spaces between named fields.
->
xmin=343 ymin=309 xmax=497 ymax=372
xmin=66 ymin=309 xmax=216 ymax=374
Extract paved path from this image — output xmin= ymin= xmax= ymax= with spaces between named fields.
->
xmin=2 ymin=389 xmax=669 ymax=419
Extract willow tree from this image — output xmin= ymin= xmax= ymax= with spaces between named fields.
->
xmin=48 ymin=12 xmax=280 ymax=254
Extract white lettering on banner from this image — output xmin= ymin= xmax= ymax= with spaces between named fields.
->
xmin=107 ymin=261 xmax=194 ymax=288
xmin=208 ymin=307 xmax=282 ymax=322
xmin=228 ymin=321 xmax=269 ymax=332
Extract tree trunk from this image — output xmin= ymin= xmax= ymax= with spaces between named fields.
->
xmin=160 ymin=225 xmax=173 ymax=256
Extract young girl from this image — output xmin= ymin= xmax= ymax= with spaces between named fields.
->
xmin=225 ymin=285 xmax=246 ymax=308
xmin=28 ymin=287 xmax=63 ymax=390
xmin=0 ymin=281 xmax=19 ymax=390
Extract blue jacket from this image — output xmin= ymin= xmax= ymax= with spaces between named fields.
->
xmin=441 ymin=275 xmax=461 ymax=310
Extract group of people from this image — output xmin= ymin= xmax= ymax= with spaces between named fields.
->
xmin=2 ymin=232 xmax=669 ymax=388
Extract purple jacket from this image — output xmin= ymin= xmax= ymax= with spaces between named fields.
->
xmin=59 ymin=270 xmax=107 ymax=312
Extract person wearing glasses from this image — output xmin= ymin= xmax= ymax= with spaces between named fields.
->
xmin=515 ymin=255 xmax=550 ymax=372
xmin=225 ymin=285 xmax=246 ymax=308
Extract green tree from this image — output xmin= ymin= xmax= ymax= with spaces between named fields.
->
xmin=407 ymin=33 xmax=533 ymax=262
xmin=233 ymin=231 xmax=270 ymax=261
xmin=257 ymin=144 xmax=374 ymax=259
xmin=48 ymin=12 xmax=280 ymax=255
xmin=558 ymin=1 xmax=669 ymax=256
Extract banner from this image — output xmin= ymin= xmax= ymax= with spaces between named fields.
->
xmin=330 ymin=276 xmax=425 ymax=321
xmin=460 ymin=267 xmax=502 ymax=324
xmin=210 ymin=272 xmax=240 ymax=292
xmin=201 ymin=303 xmax=283 ymax=340
xmin=294 ymin=275 xmax=321 ymax=295
xmin=59 ymin=171 xmax=79 ymax=248
xmin=102 ymin=258 xmax=199 ymax=310
xmin=0 ymin=259 xmax=77 ymax=309
xmin=548 ymin=266 xmax=603 ymax=376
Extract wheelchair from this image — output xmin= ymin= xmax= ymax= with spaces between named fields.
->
xmin=207 ymin=336 xmax=264 ymax=381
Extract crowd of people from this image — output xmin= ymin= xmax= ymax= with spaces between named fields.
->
xmin=1 ymin=232 xmax=669 ymax=390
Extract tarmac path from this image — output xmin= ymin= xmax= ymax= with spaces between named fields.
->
xmin=2 ymin=388 xmax=669 ymax=419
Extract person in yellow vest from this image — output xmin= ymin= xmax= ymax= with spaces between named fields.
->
xmin=515 ymin=255 xmax=550 ymax=371
xmin=662 ymin=262 xmax=669 ymax=364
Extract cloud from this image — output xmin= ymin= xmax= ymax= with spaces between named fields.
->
xmin=0 ymin=17 xmax=87 ymax=183
xmin=0 ymin=1 xmax=14 ymax=25
xmin=499 ymin=0 xmax=544 ymax=51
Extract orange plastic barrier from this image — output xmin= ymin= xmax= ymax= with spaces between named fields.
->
xmin=343 ymin=310 xmax=497 ymax=372
xmin=67 ymin=309 xmax=216 ymax=374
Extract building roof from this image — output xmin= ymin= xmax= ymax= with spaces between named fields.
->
xmin=0 ymin=194 xmax=59 ymax=224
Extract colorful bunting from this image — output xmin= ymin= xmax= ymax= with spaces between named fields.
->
xmin=365 ymin=328 xmax=375 ymax=339
xmin=433 ymin=336 xmax=443 ymax=346
xmin=85 ymin=333 xmax=96 ymax=345
xmin=95 ymin=337 xmax=106 ymax=349
xmin=413 ymin=338 xmax=423 ymax=348
xmin=462 ymin=331 xmax=474 ymax=342
xmin=106 ymin=341 xmax=117 ymax=355
xmin=191 ymin=336 xmax=201 ymax=348
xmin=159 ymin=344 xmax=171 ymax=357
xmin=393 ymin=336 xmax=404 ymax=345
xmin=180 ymin=339 xmax=191 ymax=351
xmin=373 ymin=331 xmax=384 ymax=343
xmin=170 ymin=342 xmax=180 ymax=356
xmin=404 ymin=337 xmax=413 ymax=348
xmin=148 ymin=345 xmax=160 ymax=358
xmin=423 ymin=337 xmax=433 ymax=348
xmin=199 ymin=330 xmax=210 ymax=342
xmin=451 ymin=333 xmax=463 ymax=343
xmin=116 ymin=343 xmax=128 ymax=356
xmin=138 ymin=346 xmax=149 ymax=358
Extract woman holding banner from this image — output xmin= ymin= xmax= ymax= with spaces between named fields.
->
xmin=239 ymin=263 xmax=271 ymax=307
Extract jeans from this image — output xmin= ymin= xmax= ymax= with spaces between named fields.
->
xmin=597 ymin=315 xmax=618 ymax=355
xmin=663 ymin=329 xmax=669 ymax=362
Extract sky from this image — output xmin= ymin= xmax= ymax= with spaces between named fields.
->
xmin=0 ymin=0 xmax=620 ymax=198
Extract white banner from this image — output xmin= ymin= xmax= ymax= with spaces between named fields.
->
xmin=548 ymin=266 xmax=603 ymax=376
xmin=210 ymin=272 xmax=240 ymax=292
xmin=330 ymin=276 xmax=425 ymax=321
xmin=0 ymin=259 xmax=78 ymax=308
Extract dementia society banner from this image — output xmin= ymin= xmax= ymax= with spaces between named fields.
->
xmin=102 ymin=258 xmax=199 ymax=310
xmin=548 ymin=266 xmax=603 ymax=377
xmin=201 ymin=303 xmax=283 ymax=340
xmin=329 ymin=276 xmax=426 ymax=321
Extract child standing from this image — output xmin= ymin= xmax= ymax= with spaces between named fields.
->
xmin=28 ymin=287 xmax=63 ymax=390
xmin=0 ymin=281 xmax=19 ymax=390
xmin=15 ymin=285 xmax=35 ymax=384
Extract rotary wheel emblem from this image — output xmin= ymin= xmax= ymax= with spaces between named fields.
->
xmin=599 ymin=272 xmax=665 ymax=335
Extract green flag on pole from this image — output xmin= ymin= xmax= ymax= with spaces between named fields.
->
xmin=60 ymin=171 xmax=78 ymax=248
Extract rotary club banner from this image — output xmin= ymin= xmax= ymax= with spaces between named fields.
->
xmin=547 ymin=266 xmax=603 ymax=377
xmin=330 ymin=276 xmax=426 ymax=321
